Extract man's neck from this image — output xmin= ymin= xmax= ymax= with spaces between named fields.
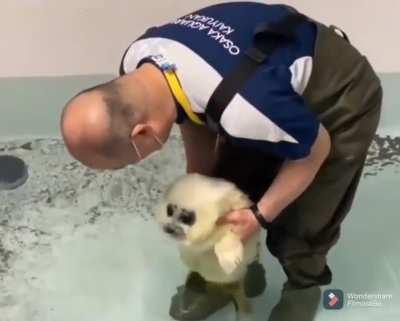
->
xmin=137 ymin=63 xmax=177 ymax=124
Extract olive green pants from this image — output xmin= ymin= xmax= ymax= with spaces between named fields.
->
xmin=211 ymin=22 xmax=383 ymax=289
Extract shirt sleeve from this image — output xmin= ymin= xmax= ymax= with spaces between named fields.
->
xmin=226 ymin=64 xmax=320 ymax=160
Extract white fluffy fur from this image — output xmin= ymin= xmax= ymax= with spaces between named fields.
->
xmin=156 ymin=173 xmax=260 ymax=284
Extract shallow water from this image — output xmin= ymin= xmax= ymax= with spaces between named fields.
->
xmin=0 ymin=127 xmax=399 ymax=321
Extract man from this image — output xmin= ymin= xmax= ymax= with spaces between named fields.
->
xmin=60 ymin=2 xmax=382 ymax=321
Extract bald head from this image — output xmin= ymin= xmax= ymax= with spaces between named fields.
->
xmin=60 ymin=79 xmax=146 ymax=168
xmin=60 ymin=63 xmax=177 ymax=170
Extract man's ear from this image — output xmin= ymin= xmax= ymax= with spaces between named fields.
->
xmin=130 ymin=123 xmax=149 ymax=138
xmin=130 ymin=123 xmax=155 ymax=153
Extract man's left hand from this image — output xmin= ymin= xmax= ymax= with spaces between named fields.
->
xmin=216 ymin=208 xmax=261 ymax=243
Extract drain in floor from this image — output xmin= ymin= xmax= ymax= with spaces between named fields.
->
xmin=0 ymin=155 xmax=29 ymax=190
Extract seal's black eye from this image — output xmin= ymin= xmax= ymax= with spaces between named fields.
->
xmin=167 ymin=204 xmax=174 ymax=217
xmin=179 ymin=210 xmax=195 ymax=226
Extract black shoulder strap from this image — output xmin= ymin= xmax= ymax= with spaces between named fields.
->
xmin=204 ymin=12 xmax=309 ymax=132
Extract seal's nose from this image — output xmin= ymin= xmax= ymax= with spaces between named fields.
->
xmin=163 ymin=225 xmax=175 ymax=234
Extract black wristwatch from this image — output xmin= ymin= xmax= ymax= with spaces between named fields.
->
xmin=250 ymin=203 xmax=272 ymax=229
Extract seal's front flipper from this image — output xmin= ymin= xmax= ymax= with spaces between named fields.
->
xmin=214 ymin=231 xmax=244 ymax=275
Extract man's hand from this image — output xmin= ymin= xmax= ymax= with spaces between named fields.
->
xmin=216 ymin=208 xmax=261 ymax=243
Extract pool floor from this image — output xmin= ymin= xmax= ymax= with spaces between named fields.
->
xmin=0 ymin=129 xmax=399 ymax=321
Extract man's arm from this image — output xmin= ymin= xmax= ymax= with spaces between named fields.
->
xmin=257 ymin=124 xmax=332 ymax=222
xmin=179 ymin=121 xmax=218 ymax=175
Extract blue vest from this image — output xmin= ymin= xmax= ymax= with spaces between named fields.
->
xmin=120 ymin=2 xmax=320 ymax=160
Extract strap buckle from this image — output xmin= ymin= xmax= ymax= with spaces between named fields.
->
xmin=330 ymin=25 xmax=350 ymax=43
xmin=205 ymin=114 xmax=220 ymax=133
xmin=245 ymin=47 xmax=268 ymax=63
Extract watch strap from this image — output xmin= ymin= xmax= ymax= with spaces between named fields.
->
xmin=250 ymin=204 xmax=272 ymax=230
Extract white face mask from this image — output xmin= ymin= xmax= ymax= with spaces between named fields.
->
xmin=131 ymin=132 xmax=164 ymax=163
